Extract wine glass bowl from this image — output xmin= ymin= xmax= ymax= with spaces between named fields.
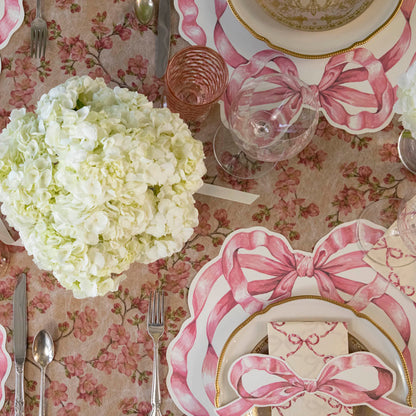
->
xmin=398 ymin=129 xmax=416 ymax=174
xmin=214 ymin=73 xmax=319 ymax=178
xmin=397 ymin=194 xmax=416 ymax=254
xmin=357 ymin=196 xmax=416 ymax=267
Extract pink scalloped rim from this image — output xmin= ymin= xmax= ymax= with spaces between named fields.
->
xmin=0 ymin=324 xmax=11 ymax=410
xmin=166 ymin=223 xmax=416 ymax=416
xmin=0 ymin=0 xmax=24 ymax=50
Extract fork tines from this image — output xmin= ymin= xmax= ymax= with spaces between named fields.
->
xmin=30 ymin=18 xmax=48 ymax=58
xmin=148 ymin=290 xmax=164 ymax=326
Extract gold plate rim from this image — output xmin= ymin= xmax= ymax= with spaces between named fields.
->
xmin=214 ymin=295 xmax=413 ymax=409
xmin=225 ymin=0 xmax=403 ymax=59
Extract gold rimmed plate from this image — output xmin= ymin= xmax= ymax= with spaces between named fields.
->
xmin=215 ymin=295 xmax=412 ymax=414
xmin=226 ymin=0 xmax=403 ymax=59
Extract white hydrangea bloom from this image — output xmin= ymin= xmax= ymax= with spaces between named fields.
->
xmin=0 ymin=76 xmax=206 ymax=298
xmin=394 ymin=61 xmax=416 ymax=138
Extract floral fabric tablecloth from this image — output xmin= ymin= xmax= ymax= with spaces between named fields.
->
xmin=0 ymin=1 xmax=416 ymax=415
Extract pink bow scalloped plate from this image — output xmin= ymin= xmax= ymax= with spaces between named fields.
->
xmin=0 ymin=324 xmax=11 ymax=410
xmin=166 ymin=222 xmax=416 ymax=416
xmin=0 ymin=0 xmax=24 ymax=50
xmin=173 ymin=0 xmax=416 ymax=134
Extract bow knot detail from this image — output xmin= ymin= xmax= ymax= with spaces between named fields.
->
xmin=294 ymin=253 xmax=315 ymax=277
xmin=303 ymin=379 xmax=318 ymax=393
xmin=217 ymin=352 xmax=415 ymax=416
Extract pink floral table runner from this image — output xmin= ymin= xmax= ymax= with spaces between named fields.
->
xmin=0 ymin=0 xmax=415 ymax=415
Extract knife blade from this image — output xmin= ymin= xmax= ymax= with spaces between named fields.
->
xmin=155 ymin=0 xmax=171 ymax=78
xmin=13 ymin=272 xmax=27 ymax=416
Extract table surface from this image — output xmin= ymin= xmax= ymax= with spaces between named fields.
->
xmin=0 ymin=1 xmax=416 ymax=415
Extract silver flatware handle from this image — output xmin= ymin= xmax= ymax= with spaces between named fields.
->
xmin=15 ymin=364 xmax=24 ymax=416
xmin=149 ymin=340 xmax=162 ymax=416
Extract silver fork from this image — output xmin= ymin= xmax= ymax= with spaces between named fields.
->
xmin=147 ymin=290 xmax=165 ymax=416
xmin=30 ymin=0 xmax=47 ymax=58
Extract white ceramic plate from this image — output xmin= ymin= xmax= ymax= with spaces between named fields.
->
xmin=226 ymin=0 xmax=402 ymax=58
xmin=0 ymin=324 xmax=11 ymax=410
xmin=0 ymin=0 xmax=24 ymax=50
xmin=166 ymin=224 xmax=416 ymax=416
xmin=216 ymin=296 xmax=411 ymax=412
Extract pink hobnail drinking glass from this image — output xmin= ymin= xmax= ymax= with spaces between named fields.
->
xmin=164 ymin=46 xmax=229 ymax=123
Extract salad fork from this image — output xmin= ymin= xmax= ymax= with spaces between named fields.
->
xmin=30 ymin=0 xmax=47 ymax=58
xmin=147 ymin=290 xmax=165 ymax=416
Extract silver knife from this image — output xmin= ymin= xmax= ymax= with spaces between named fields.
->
xmin=155 ymin=0 xmax=171 ymax=78
xmin=13 ymin=272 xmax=27 ymax=416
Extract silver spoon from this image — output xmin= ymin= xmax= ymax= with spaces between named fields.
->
xmin=32 ymin=330 xmax=54 ymax=416
xmin=134 ymin=0 xmax=154 ymax=24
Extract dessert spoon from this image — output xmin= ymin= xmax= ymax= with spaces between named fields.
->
xmin=33 ymin=330 xmax=55 ymax=416
xmin=134 ymin=0 xmax=154 ymax=24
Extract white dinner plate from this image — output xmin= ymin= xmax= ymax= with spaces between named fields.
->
xmin=216 ymin=296 xmax=411 ymax=413
xmin=226 ymin=0 xmax=402 ymax=58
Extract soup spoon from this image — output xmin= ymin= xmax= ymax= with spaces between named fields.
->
xmin=33 ymin=330 xmax=55 ymax=416
xmin=134 ymin=0 xmax=154 ymax=24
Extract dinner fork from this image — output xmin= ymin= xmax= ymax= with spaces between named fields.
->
xmin=147 ymin=290 xmax=165 ymax=416
xmin=30 ymin=0 xmax=48 ymax=58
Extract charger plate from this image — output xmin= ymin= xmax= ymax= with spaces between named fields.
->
xmin=226 ymin=0 xmax=402 ymax=58
xmin=166 ymin=223 xmax=416 ymax=416
xmin=215 ymin=296 xmax=411 ymax=413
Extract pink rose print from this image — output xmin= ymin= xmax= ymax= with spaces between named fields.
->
xmin=127 ymin=55 xmax=149 ymax=79
xmin=91 ymin=12 xmax=111 ymax=36
xmin=0 ymin=303 xmax=12 ymax=324
xmin=116 ymin=341 xmax=141 ymax=377
xmin=379 ymin=142 xmax=399 ymax=162
xmin=63 ymin=354 xmax=86 ymax=378
xmin=77 ymin=373 xmax=107 ymax=405
xmin=213 ymin=209 xmax=230 ymax=228
xmin=273 ymin=199 xmax=297 ymax=219
xmin=333 ymin=186 xmax=366 ymax=215
xmin=9 ymin=78 xmax=36 ymax=108
xmin=274 ymin=167 xmax=301 ymax=198
xmin=0 ymin=275 xmax=15 ymax=300
xmin=46 ymin=381 xmax=68 ymax=406
xmin=73 ymin=306 xmax=98 ymax=341
xmin=57 ymin=403 xmax=81 ymax=416
xmin=31 ymin=292 xmax=52 ymax=314
xmin=298 ymin=143 xmax=327 ymax=170
xmin=164 ymin=261 xmax=191 ymax=292
xmin=103 ymin=323 xmax=130 ymax=348
xmin=94 ymin=351 xmax=117 ymax=375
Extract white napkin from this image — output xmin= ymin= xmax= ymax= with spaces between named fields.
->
xmin=268 ymin=321 xmax=350 ymax=416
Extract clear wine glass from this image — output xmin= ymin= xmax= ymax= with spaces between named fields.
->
xmin=398 ymin=129 xmax=416 ymax=175
xmin=357 ymin=196 xmax=416 ymax=267
xmin=213 ymin=72 xmax=320 ymax=179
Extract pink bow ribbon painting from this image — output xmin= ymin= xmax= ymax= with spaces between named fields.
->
xmin=217 ymin=352 xmax=415 ymax=416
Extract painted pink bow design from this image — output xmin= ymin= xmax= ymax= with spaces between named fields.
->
xmin=176 ymin=0 xmax=416 ymax=132
xmin=168 ymin=224 xmax=413 ymax=416
xmin=0 ymin=0 xmax=24 ymax=49
xmin=217 ymin=352 xmax=415 ymax=416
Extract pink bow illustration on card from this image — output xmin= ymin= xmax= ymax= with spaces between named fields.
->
xmin=217 ymin=352 xmax=415 ymax=416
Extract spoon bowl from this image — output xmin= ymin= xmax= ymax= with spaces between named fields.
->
xmin=134 ymin=0 xmax=154 ymax=24
xmin=33 ymin=330 xmax=54 ymax=416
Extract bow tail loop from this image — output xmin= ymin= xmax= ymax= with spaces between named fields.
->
xmin=217 ymin=353 xmax=416 ymax=416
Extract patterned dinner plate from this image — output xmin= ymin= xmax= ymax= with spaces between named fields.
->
xmin=0 ymin=0 xmax=24 ymax=50
xmin=226 ymin=0 xmax=402 ymax=58
xmin=166 ymin=223 xmax=416 ymax=416
xmin=0 ymin=324 xmax=11 ymax=410
xmin=215 ymin=296 xmax=411 ymax=413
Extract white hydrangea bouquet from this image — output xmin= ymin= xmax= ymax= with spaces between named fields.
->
xmin=0 ymin=76 xmax=206 ymax=298
xmin=394 ymin=61 xmax=416 ymax=137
